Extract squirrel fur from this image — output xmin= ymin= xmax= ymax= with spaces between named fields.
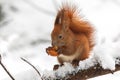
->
xmin=46 ymin=3 xmax=94 ymax=69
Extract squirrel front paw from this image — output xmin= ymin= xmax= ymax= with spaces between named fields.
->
xmin=46 ymin=46 xmax=58 ymax=56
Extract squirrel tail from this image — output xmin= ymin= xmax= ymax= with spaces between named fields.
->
xmin=71 ymin=19 xmax=95 ymax=51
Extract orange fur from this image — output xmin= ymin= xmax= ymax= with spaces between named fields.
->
xmin=46 ymin=3 xmax=94 ymax=69
xmin=59 ymin=3 xmax=94 ymax=51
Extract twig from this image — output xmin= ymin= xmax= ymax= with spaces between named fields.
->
xmin=21 ymin=57 xmax=42 ymax=80
xmin=0 ymin=54 xmax=15 ymax=80
xmin=0 ymin=54 xmax=1 ymax=64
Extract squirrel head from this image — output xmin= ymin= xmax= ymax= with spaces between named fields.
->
xmin=51 ymin=5 xmax=74 ymax=49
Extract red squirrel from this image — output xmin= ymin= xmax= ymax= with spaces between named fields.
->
xmin=46 ymin=3 xmax=94 ymax=70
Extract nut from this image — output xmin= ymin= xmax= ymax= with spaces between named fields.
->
xmin=46 ymin=47 xmax=58 ymax=56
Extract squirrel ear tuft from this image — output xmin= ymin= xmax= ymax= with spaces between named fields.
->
xmin=62 ymin=20 xmax=70 ymax=31
xmin=55 ymin=15 xmax=62 ymax=25
xmin=62 ymin=11 xmax=70 ymax=31
xmin=55 ymin=9 xmax=70 ymax=31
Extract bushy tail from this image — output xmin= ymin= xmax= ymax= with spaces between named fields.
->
xmin=70 ymin=19 xmax=94 ymax=51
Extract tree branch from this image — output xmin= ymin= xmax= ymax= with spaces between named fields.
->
xmin=63 ymin=64 xmax=120 ymax=80
xmin=21 ymin=57 xmax=42 ymax=80
xmin=0 ymin=54 xmax=15 ymax=80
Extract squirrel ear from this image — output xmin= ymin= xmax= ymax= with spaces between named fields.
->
xmin=62 ymin=20 xmax=69 ymax=31
xmin=55 ymin=15 xmax=62 ymax=25
xmin=61 ymin=11 xmax=70 ymax=31
xmin=62 ymin=17 xmax=70 ymax=31
xmin=55 ymin=10 xmax=70 ymax=31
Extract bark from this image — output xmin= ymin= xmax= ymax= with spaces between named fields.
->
xmin=64 ymin=64 xmax=120 ymax=80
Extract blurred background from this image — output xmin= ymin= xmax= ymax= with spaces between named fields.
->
xmin=0 ymin=0 xmax=120 ymax=73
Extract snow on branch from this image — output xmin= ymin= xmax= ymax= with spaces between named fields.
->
xmin=63 ymin=64 xmax=120 ymax=80
xmin=41 ymin=58 xmax=120 ymax=80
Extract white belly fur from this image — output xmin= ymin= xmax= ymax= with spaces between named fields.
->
xmin=58 ymin=52 xmax=80 ymax=62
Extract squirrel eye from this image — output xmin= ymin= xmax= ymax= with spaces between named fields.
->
xmin=58 ymin=34 xmax=63 ymax=39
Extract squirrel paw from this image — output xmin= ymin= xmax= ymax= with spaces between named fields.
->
xmin=53 ymin=64 xmax=60 ymax=70
xmin=53 ymin=64 xmax=64 ymax=70
xmin=72 ymin=60 xmax=79 ymax=68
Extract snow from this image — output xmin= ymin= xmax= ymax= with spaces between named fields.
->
xmin=0 ymin=0 xmax=120 ymax=80
xmin=93 ymin=40 xmax=120 ymax=70
xmin=0 ymin=57 xmax=42 ymax=80
xmin=42 ymin=63 xmax=77 ymax=80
